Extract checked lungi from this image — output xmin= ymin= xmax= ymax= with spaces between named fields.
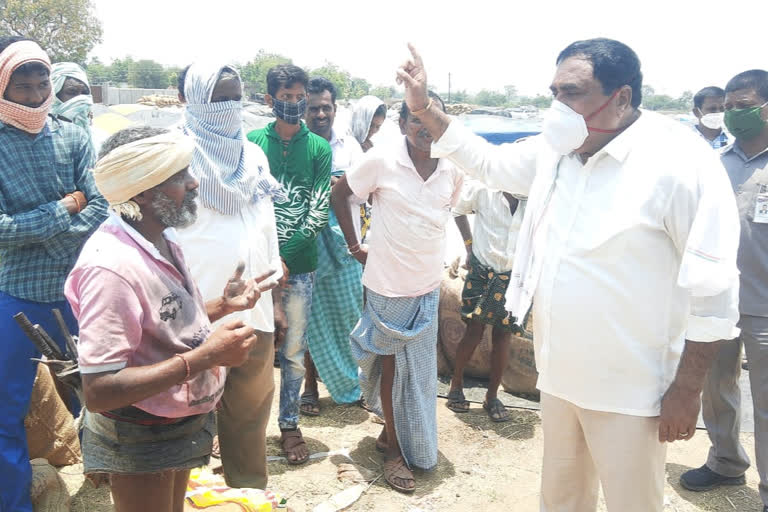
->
xmin=306 ymin=213 xmax=364 ymax=404
xmin=350 ymin=287 xmax=439 ymax=470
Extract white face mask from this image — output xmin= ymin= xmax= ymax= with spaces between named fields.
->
xmin=542 ymin=100 xmax=589 ymax=155
xmin=699 ymin=112 xmax=724 ymax=130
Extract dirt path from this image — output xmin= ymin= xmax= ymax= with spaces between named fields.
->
xmin=60 ymin=374 xmax=763 ymax=511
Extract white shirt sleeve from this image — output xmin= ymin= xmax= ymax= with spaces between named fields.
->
xmin=664 ymin=151 xmax=741 ymax=342
xmin=452 ymin=179 xmax=481 ymax=216
xmin=430 ymin=120 xmax=540 ymax=196
xmin=346 ymin=151 xmax=382 ymax=199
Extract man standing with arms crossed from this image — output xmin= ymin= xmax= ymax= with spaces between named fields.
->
xmin=0 ymin=36 xmax=107 ymax=512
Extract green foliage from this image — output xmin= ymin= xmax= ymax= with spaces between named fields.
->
xmin=446 ymin=89 xmax=470 ymax=103
xmin=240 ymin=50 xmax=292 ymax=96
xmin=128 ymin=59 xmax=167 ymax=89
xmin=641 ymin=85 xmax=693 ymax=111
xmin=310 ymin=62 xmax=352 ymax=99
xmin=85 ymin=56 xmax=173 ymax=89
xmin=474 ymin=89 xmax=507 ymax=107
xmin=370 ymin=85 xmax=396 ymax=100
xmin=526 ymin=94 xmax=553 ymax=108
xmin=504 ymin=85 xmax=518 ymax=102
xmin=165 ymin=66 xmax=181 ymax=89
xmin=349 ymin=77 xmax=370 ymax=99
xmin=0 ymin=0 xmax=102 ymax=63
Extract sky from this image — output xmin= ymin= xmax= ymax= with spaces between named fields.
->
xmin=90 ymin=0 xmax=768 ymax=98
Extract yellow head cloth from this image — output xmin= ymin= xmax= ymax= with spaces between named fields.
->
xmin=92 ymin=132 xmax=194 ymax=206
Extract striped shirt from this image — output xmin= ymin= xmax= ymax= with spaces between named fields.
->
xmin=0 ymin=117 xmax=108 ymax=302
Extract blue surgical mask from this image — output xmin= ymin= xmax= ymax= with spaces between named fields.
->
xmin=272 ymin=98 xmax=307 ymax=124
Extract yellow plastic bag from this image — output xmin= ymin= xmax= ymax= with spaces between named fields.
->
xmin=185 ymin=469 xmax=285 ymax=511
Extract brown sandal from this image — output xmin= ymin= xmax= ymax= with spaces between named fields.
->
xmin=281 ymin=429 xmax=309 ymax=465
xmin=384 ymin=455 xmax=415 ymax=493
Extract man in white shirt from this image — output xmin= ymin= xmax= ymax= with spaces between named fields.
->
xmin=175 ymin=62 xmax=285 ymax=489
xmin=396 ymin=38 xmax=741 ymax=511
xmin=302 ymin=77 xmax=365 ymax=414
xmin=447 ymin=180 xmax=526 ymax=422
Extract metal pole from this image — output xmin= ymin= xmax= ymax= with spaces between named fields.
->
xmin=448 ymin=72 xmax=452 ymax=103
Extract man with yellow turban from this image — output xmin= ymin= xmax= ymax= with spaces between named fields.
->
xmin=65 ymin=125 xmax=276 ymax=512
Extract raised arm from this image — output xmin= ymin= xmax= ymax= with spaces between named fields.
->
xmin=396 ymin=43 xmax=538 ymax=195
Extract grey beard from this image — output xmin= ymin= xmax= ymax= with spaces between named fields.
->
xmin=152 ymin=190 xmax=198 ymax=229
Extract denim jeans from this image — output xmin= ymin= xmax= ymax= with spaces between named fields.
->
xmin=277 ymin=272 xmax=315 ymax=430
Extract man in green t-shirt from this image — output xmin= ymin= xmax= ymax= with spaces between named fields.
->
xmin=247 ymin=64 xmax=331 ymax=465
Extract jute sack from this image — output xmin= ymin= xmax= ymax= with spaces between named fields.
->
xmin=30 ymin=458 xmax=70 ymax=512
xmin=25 ymin=364 xmax=81 ymax=466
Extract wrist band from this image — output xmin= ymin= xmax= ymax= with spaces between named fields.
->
xmin=65 ymin=193 xmax=82 ymax=213
xmin=174 ymin=353 xmax=191 ymax=382
xmin=348 ymin=242 xmax=361 ymax=254
xmin=464 ymin=239 xmax=473 ymax=246
xmin=410 ymin=98 xmax=432 ymax=116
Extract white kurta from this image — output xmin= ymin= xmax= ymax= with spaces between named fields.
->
xmin=432 ymin=110 xmax=741 ymax=416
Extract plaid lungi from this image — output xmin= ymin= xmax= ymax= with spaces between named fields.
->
xmin=306 ymin=218 xmax=364 ymax=404
xmin=461 ymin=253 xmax=518 ymax=332
xmin=350 ymin=287 xmax=439 ymax=470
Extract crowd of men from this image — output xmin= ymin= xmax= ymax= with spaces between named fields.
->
xmin=0 ymin=32 xmax=766 ymax=512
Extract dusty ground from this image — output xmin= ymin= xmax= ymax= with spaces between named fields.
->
xmin=60 ymin=374 xmax=763 ymax=512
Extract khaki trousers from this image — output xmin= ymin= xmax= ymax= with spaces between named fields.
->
xmin=540 ymin=393 xmax=667 ymax=512
xmin=217 ymin=330 xmax=275 ymax=489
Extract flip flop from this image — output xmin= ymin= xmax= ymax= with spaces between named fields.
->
xmin=445 ymin=389 xmax=470 ymax=413
xmin=483 ymin=397 xmax=511 ymax=423
xmin=300 ymin=391 xmax=321 ymax=416
xmin=384 ymin=455 xmax=415 ymax=493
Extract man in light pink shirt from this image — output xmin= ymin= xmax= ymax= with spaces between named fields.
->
xmin=331 ymin=91 xmax=463 ymax=493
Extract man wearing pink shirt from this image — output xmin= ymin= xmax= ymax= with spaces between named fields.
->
xmin=66 ymin=126 xmax=274 ymax=512
xmin=331 ymin=91 xmax=463 ymax=493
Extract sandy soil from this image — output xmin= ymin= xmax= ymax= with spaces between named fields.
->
xmin=59 ymin=374 xmax=763 ymax=512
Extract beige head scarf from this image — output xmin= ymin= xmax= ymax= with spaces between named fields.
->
xmin=92 ymin=132 xmax=194 ymax=219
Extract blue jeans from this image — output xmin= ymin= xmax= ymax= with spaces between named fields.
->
xmin=0 ymin=291 xmax=78 ymax=512
xmin=277 ymin=272 xmax=314 ymax=430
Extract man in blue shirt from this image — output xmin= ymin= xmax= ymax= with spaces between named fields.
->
xmin=0 ymin=36 xmax=107 ymax=512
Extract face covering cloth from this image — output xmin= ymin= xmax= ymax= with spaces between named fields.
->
xmin=724 ymin=101 xmax=768 ymax=141
xmin=182 ymin=61 xmax=286 ymax=215
xmin=50 ymin=62 xmax=93 ymax=133
xmin=272 ymin=97 xmax=306 ymax=124
xmin=0 ymin=41 xmax=52 ymax=133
